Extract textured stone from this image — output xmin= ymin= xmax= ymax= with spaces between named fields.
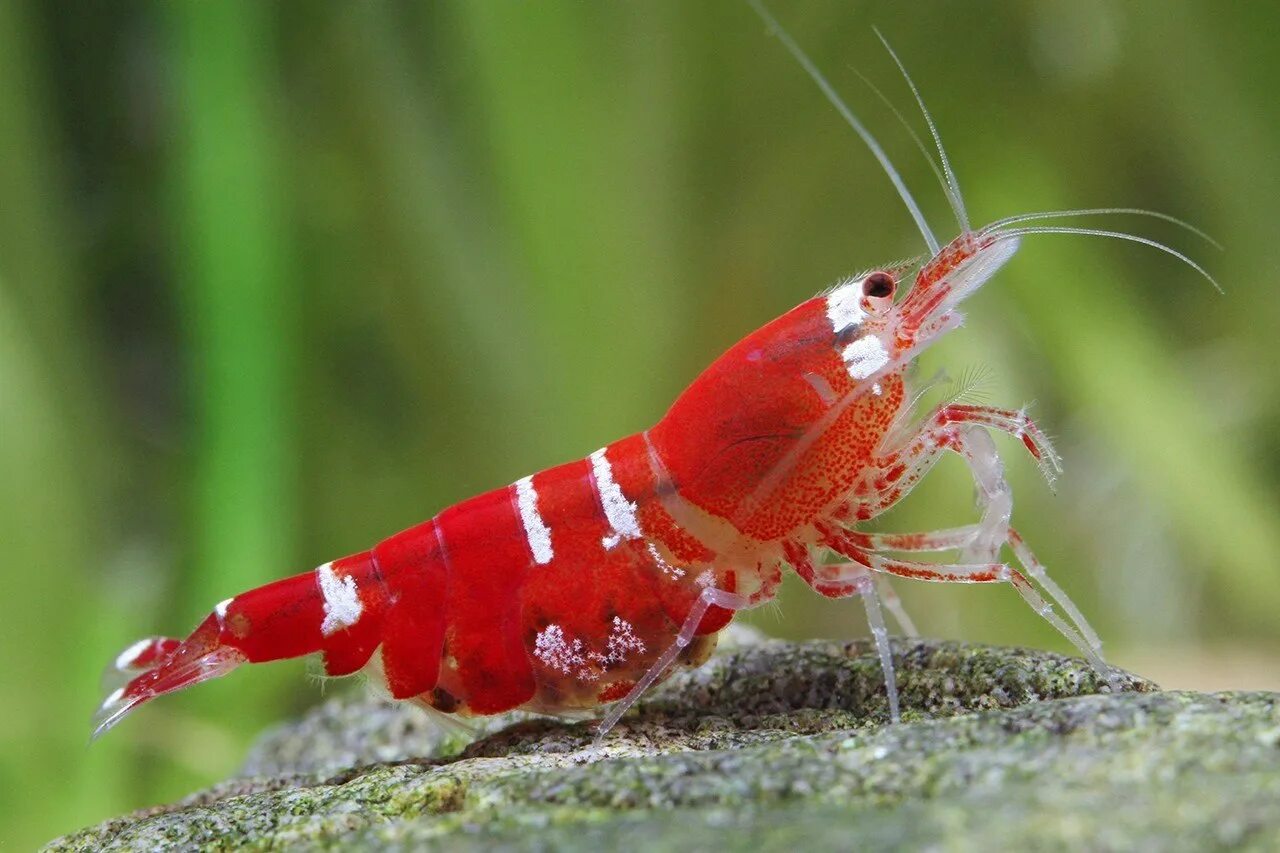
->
xmin=48 ymin=634 xmax=1280 ymax=851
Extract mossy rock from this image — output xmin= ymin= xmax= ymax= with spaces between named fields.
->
xmin=48 ymin=633 xmax=1280 ymax=851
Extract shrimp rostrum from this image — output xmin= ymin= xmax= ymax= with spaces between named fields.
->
xmin=96 ymin=5 xmax=1216 ymax=741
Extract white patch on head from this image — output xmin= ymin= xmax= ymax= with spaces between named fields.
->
xmin=872 ymin=382 xmax=883 ymax=396
xmin=317 ymin=562 xmax=363 ymax=637
xmin=695 ymin=569 xmax=714 ymax=588
xmin=590 ymin=447 xmax=641 ymax=544
xmin=514 ymin=475 xmax=554 ymax=565
xmin=215 ymin=597 xmax=233 ymax=622
xmin=825 ymin=281 xmax=866 ymax=334
xmin=114 ymin=638 xmax=153 ymax=672
xmin=841 ymin=335 xmax=890 ymax=380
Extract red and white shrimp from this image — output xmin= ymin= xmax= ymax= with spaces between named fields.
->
xmin=95 ymin=4 xmax=1216 ymax=741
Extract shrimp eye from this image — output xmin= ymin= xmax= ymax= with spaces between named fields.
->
xmin=863 ymin=272 xmax=895 ymax=299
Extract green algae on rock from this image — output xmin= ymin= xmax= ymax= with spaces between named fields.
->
xmin=48 ymin=638 xmax=1280 ymax=851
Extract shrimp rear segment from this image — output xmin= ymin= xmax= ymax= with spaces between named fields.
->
xmin=96 ymin=437 xmax=736 ymax=735
xmin=95 ymin=552 xmax=390 ymax=737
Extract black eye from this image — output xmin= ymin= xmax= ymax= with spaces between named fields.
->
xmin=863 ymin=272 xmax=895 ymax=299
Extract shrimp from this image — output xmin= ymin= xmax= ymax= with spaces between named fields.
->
xmin=95 ymin=2 xmax=1216 ymax=742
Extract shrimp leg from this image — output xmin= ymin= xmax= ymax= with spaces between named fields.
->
xmin=875 ymin=575 xmax=918 ymax=637
xmin=813 ymin=551 xmax=1114 ymax=687
xmin=836 ymin=408 xmax=1103 ymax=657
xmin=804 ymin=560 xmax=904 ymax=722
xmin=843 ymin=402 xmax=1058 ymax=522
xmin=593 ymin=586 xmax=750 ymax=745
xmin=837 ymin=522 xmax=1100 ymax=652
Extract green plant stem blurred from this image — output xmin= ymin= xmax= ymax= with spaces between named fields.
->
xmin=165 ymin=0 xmax=298 ymax=779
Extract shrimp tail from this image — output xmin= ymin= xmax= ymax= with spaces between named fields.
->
xmin=93 ymin=552 xmax=388 ymax=739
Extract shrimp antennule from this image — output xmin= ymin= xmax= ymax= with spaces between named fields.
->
xmin=747 ymin=0 xmax=940 ymax=254
xmin=873 ymin=28 xmax=970 ymax=235
xmin=846 ymin=64 xmax=950 ymax=207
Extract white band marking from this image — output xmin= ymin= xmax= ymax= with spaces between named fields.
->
xmin=842 ymin=335 xmax=890 ymax=380
xmin=215 ymin=597 xmax=233 ymax=622
xmin=515 ymin=475 xmax=554 ymax=565
xmin=317 ymin=562 xmax=363 ymax=636
xmin=101 ymin=686 xmax=126 ymax=710
xmin=590 ymin=447 xmax=641 ymax=548
xmin=114 ymin=638 xmax=153 ymax=672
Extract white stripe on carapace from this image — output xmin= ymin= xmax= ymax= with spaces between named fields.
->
xmin=825 ymin=281 xmax=866 ymax=334
xmin=114 ymin=638 xmax=153 ymax=672
xmin=515 ymin=475 xmax=554 ymax=565
xmin=317 ymin=561 xmax=363 ymax=637
xmin=842 ymin=335 xmax=890 ymax=380
xmin=590 ymin=446 xmax=641 ymax=549
xmin=215 ymin=597 xmax=233 ymax=621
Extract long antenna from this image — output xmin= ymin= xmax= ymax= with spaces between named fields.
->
xmin=748 ymin=0 xmax=940 ymax=254
xmin=994 ymin=225 xmax=1223 ymax=292
xmin=873 ymin=28 xmax=970 ymax=235
xmin=988 ymin=208 xmax=1222 ymax=250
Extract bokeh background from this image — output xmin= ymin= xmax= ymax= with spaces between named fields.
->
xmin=5 ymin=1 xmax=1278 ymax=846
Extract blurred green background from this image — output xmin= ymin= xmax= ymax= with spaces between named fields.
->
xmin=4 ymin=0 xmax=1277 ymax=846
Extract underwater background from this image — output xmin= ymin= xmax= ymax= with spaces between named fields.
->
xmin=3 ymin=2 xmax=1277 ymax=846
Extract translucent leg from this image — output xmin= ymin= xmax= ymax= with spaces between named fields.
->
xmin=821 ymin=549 xmax=1113 ymax=685
xmin=952 ymin=426 xmax=1012 ymax=565
xmin=1008 ymin=528 xmax=1103 ymax=654
xmin=593 ymin=587 xmax=749 ymax=745
xmin=810 ymin=563 xmax=901 ymax=723
xmin=857 ymin=524 xmax=980 ymax=553
xmin=876 ymin=576 xmax=918 ymax=637
xmin=933 ymin=403 xmax=1063 ymax=487
xmin=1003 ymin=567 xmax=1114 ymax=683
xmin=858 ymin=576 xmax=900 ymax=723
xmin=842 ymin=401 xmax=1058 ymax=524
xmin=787 ymin=537 xmax=912 ymax=720
xmin=837 ymin=410 xmax=1103 ymax=661
xmin=827 ymin=520 xmax=1103 ymax=659
xmin=945 ymin=427 xmax=1103 ymax=657
xmin=819 ymin=535 xmax=1007 ymax=584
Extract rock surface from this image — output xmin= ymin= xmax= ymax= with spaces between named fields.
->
xmin=48 ymin=634 xmax=1280 ymax=851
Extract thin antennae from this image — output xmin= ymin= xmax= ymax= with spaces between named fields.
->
xmin=748 ymin=0 xmax=940 ymax=254
xmin=873 ymin=28 xmax=970 ymax=235
xmin=989 ymin=208 xmax=1222 ymax=250
xmin=995 ymin=225 xmax=1223 ymax=292
xmin=846 ymin=64 xmax=950 ymax=205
